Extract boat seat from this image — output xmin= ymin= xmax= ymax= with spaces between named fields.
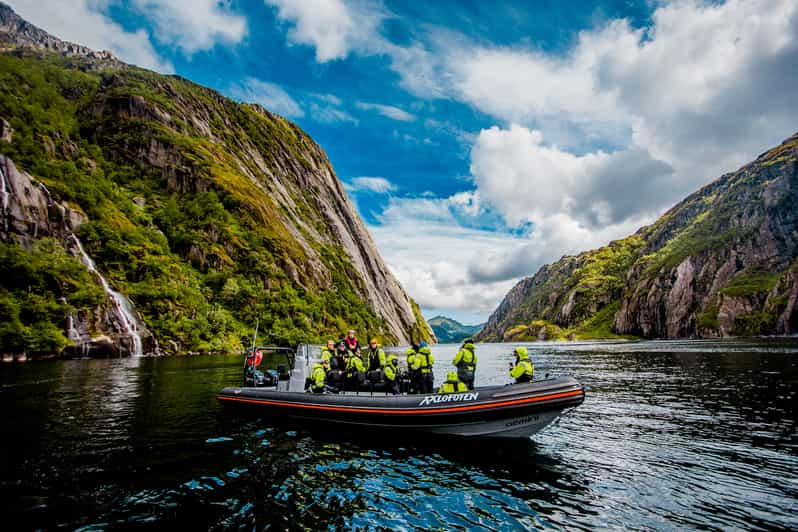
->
xmin=276 ymin=364 xmax=290 ymax=380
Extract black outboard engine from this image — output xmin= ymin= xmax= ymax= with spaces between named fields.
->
xmin=244 ymin=349 xmax=277 ymax=387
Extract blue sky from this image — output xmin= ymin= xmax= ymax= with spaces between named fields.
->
xmin=9 ymin=0 xmax=798 ymax=324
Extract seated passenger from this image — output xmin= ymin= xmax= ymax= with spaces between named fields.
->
xmin=509 ymin=347 xmax=534 ymax=383
xmin=310 ymin=361 xmax=327 ymax=393
xmin=345 ymin=348 xmax=366 ymax=390
xmin=363 ymin=337 xmax=386 ymax=373
xmin=344 ymin=329 xmax=359 ymax=353
xmin=321 ymin=339 xmax=335 ymax=366
xmin=383 ymin=354 xmax=400 ymax=395
xmin=438 ymin=371 xmax=468 ymax=394
xmin=334 ymin=340 xmax=349 ymax=370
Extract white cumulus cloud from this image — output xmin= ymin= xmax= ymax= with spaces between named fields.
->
xmin=470 ymin=125 xmax=673 ymax=228
xmin=229 ymin=78 xmax=304 ymax=118
xmin=346 ymin=177 xmax=398 ymax=194
xmin=265 ymin=0 xmax=384 ymax=62
xmin=368 ymin=195 xmax=523 ymax=317
xmin=131 ymin=0 xmax=247 ymax=54
xmin=355 ymin=102 xmax=416 ymax=122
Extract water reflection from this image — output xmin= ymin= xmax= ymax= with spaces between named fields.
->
xmin=1 ymin=340 xmax=797 ymax=530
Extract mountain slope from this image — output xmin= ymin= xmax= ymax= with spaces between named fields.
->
xmin=0 ymin=2 xmax=433 ymax=356
xmin=478 ymin=132 xmax=798 ymax=341
xmin=427 ymin=316 xmax=483 ymax=344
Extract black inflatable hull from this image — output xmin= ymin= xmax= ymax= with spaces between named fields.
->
xmin=217 ymin=376 xmax=584 ymax=438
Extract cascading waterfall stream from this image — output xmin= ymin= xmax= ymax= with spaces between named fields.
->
xmin=68 ymin=231 xmax=144 ymax=357
xmin=32 ymin=179 xmax=148 ymax=357
xmin=1 ymin=161 xmax=10 ymax=231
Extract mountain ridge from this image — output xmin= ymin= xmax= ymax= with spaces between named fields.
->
xmin=428 ymin=315 xmax=484 ymax=344
xmin=0 ymin=2 xmax=433 ymax=357
xmin=478 ymin=132 xmax=798 ymax=342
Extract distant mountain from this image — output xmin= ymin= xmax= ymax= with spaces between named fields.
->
xmin=0 ymin=2 xmax=433 ymax=357
xmin=428 ymin=316 xmax=484 ymax=344
xmin=478 ymin=132 xmax=798 ymax=342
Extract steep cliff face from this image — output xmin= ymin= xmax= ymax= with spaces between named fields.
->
xmin=0 ymin=3 xmax=432 ymax=357
xmin=479 ymin=132 xmax=798 ymax=341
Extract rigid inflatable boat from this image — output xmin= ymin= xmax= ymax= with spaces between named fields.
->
xmin=218 ymin=376 xmax=584 ymax=438
xmin=218 ymin=345 xmax=585 ymax=439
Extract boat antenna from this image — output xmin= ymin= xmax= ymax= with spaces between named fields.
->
xmin=251 ymin=319 xmax=259 ymax=351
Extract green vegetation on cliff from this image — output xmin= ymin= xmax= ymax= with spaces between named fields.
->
xmin=0 ymin=238 xmax=104 ymax=353
xmin=428 ymin=316 xmax=483 ymax=343
xmin=0 ymin=49 xmax=420 ymax=354
xmin=480 ymin=131 xmax=798 ymax=341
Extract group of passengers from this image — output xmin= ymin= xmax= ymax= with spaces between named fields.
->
xmin=309 ymin=330 xmax=536 ymax=395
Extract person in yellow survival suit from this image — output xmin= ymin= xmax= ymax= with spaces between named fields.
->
xmin=405 ymin=342 xmax=420 ymax=393
xmin=383 ymin=354 xmax=400 ymax=395
xmin=509 ymin=347 xmax=534 ymax=383
xmin=320 ymin=339 xmax=335 ymax=366
xmin=452 ymin=339 xmax=477 ymax=390
xmin=345 ymin=348 xmax=366 ymax=390
xmin=310 ymin=360 xmax=338 ymax=393
xmin=415 ymin=342 xmax=435 ymax=394
xmin=438 ymin=371 xmax=468 ymax=394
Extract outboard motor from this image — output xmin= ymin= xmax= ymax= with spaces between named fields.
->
xmin=244 ymin=349 xmax=277 ymax=387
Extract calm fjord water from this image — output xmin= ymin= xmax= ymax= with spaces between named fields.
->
xmin=1 ymin=339 xmax=796 ymax=530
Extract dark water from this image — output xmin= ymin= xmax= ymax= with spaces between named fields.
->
xmin=1 ymin=339 xmax=797 ymax=530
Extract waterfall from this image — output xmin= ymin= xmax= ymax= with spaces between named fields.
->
xmin=2 ymin=156 xmax=152 ymax=357
xmin=1 ymin=161 xmax=9 ymax=231
xmin=35 ymin=180 xmax=147 ymax=357
xmin=69 ymin=234 xmax=144 ymax=357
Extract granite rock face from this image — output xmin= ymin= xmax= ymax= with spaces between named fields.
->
xmin=0 ymin=2 xmax=432 ymax=356
xmin=1 ymin=155 xmax=157 ymax=356
xmin=479 ymin=133 xmax=798 ymax=341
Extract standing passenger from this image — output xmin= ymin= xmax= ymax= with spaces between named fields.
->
xmin=452 ymin=339 xmax=477 ymax=390
xmin=406 ymin=343 xmax=420 ymax=393
xmin=417 ymin=341 xmax=435 ymax=394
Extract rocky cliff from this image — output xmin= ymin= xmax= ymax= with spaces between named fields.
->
xmin=478 ymin=132 xmax=798 ymax=341
xmin=0 ymin=2 xmax=432 ymax=357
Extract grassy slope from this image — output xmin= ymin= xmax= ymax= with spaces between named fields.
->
xmin=0 ymin=51 xmax=401 ymax=354
xmin=489 ymin=134 xmax=798 ymax=341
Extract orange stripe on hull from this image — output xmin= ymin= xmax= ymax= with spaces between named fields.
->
xmin=217 ymin=389 xmax=584 ymax=415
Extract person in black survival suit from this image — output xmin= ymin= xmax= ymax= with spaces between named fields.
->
xmin=363 ymin=337 xmax=386 ymax=372
xmin=325 ymin=340 xmax=349 ymax=390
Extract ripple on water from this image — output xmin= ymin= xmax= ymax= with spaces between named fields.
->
xmin=2 ymin=343 xmax=797 ymax=529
